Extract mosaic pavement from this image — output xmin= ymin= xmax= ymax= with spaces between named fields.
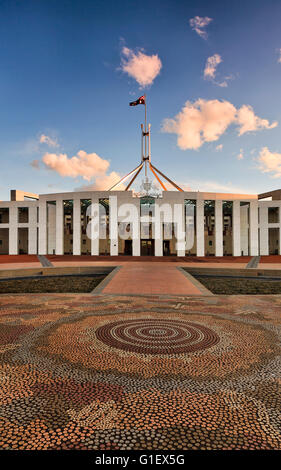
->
xmin=0 ymin=293 xmax=280 ymax=450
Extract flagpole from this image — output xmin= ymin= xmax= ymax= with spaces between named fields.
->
xmin=144 ymin=94 xmax=147 ymax=176
xmin=108 ymin=93 xmax=183 ymax=192
xmin=145 ymin=94 xmax=147 ymax=133
xmin=148 ymin=123 xmax=151 ymax=163
xmin=141 ymin=124 xmax=144 ymax=163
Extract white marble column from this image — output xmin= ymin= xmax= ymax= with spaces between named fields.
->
xmin=240 ymin=205 xmax=249 ymax=256
xmin=38 ymin=200 xmax=47 ymax=255
xmin=154 ymin=201 xmax=163 ymax=256
xmin=90 ymin=199 xmax=99 ymax=256
xmin=47 ymin=204 xmax=56 ymax=254
xmin=9 ymin=206 xmax=18 ymax=255
xmin=109 ymin=195 xmax=118 ymax=256
xmin=259 ymin=205 xmax=269 ymax=255
xmin=196 ymin=199 xmax=204 ymax=256
xmin=28 ymin=206 xmax=38 ymax=254
xmin=174 ymin=203 xmax=185 ymax=256
xmin=56 ymin=200 xmax=64 ymax=255
xmin=249 ymin=200 xmax=259 ymax=256
xmin=185 ymin=203 xmax=195 ymax=254
xmin=132 ymin=200 xmax=140 ymax=256
xmin=215 ymin=200 xmax=223 ymax=257
xmin=73 ymin=199 xmax=81 ymax=256
xmin=232 ymin=200 xmax=241 ymax=256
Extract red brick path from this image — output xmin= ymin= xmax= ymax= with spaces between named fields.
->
xmin=102 ymin=263 xmax=203 ymax=295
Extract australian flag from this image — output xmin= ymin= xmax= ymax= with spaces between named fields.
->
xmin=129 ymin=95 xmax=146 ymax=106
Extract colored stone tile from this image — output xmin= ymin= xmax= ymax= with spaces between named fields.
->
xmin=0 ymin=293 xmax=280 ymax=450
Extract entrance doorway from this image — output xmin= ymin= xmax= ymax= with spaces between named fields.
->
xmin=269 ymin=227 xmax=279 ymax=255
xmin=163 ymin=240 xmax=170 ymax=256
xmin=124 ymin=240 xmax=132 ymax=255
xmin=18 ymin=228 xmax=28 ymax=254
xmin=0 ymin=228 xmax=9 ymax=254
xmin=141 ymin=239 xmax=154 ymax=256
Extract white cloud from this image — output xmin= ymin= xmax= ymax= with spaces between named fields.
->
xmin=204 ymin=54 xmax=222 ymax=79
xmin=237 ymin=105 xmax=278 ymax=135
xmin=42 ymin=150 xmax=110 ymax=181
xmin=189 ymin=16 xmax=212 ymax=39
xmin=76 ymin=172 xmax=125 ymax=191
xmin=162 ymin=99 xmax=278 ymax=150
xmin=277 ymin=48 xmax=281 ymax=63
xmin=216 ymin=144 xmax=223 ymax=151
xmin=203 ymin=54 xmax=233 ymax=87
xmin=237 ymin=149 xmax=244 ymax=160
xmin=121 ymin=46 xmax=162 ymax=87
xmin=42 ymin=150 xmax=124 ymax=190
xmin=216 ymin=81 xmax=228 ymax=88
xmin=39 ymin=134 xmax=59 ymax=148
xmin=162 ymin=99 xmax=236 ymax=150
xmin=257 ymin=147 xmax=281 ymax=178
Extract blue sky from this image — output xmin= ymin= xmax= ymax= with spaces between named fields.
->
xmin=1 ymin=0 xmax=281 ymax=200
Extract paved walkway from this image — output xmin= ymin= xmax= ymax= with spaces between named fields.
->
xmin=246 ymin=255 xmax=260 ymax=268
xmin=37 ymin=255 xmax=53 ymax=267
xmin=102 ymin=263 xmax=204 ymax=295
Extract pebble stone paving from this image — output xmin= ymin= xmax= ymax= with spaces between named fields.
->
xmin=0 ymin=293 xmax=280 ymax=450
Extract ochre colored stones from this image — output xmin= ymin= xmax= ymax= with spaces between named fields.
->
xmin=0 ymin=292 xmax=280 ymax=450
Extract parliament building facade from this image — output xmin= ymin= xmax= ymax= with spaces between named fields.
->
xmin=0 ymin=188 xmax=281 ymax=257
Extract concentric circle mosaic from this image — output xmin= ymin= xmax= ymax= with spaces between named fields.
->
xmin=95 ymin=318 xmax=220 ymax=354
xmin=0 ymin=292 xmax=280 ymax=450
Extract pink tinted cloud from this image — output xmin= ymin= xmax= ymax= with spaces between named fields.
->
xmin=39 ymin=134 xmax=59 ymax=148
xmin=42 ymin=150 xmax=110 ymax=181
xmin=204 ymin=54 xmax=232 ymax=87
xmin=42 ymin=150 xmax=125 ymax=191
xmin=162 ymin=99 xmax=236 ymax=150
xmin=121 ymin=47 xmax=162 ymax=87
xmin=237 ymin=105 xmax=278 ymax=135
xmin=189 ymin=16 xmax=213 ymax=39
xmin=204 ymin=54 xmax=222 ymax=79
xmin=77 ymin=172 xmax=125 ymax=191
xmin=162 ymin=99 xmax=278 ymax=150
xmin=257 ymin=147 xmax=281 ymax=178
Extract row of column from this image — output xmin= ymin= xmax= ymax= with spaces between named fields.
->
xmin=38 ymin=197 xmax=141 ymax=256
xmin=196 ymin=199 xmax=259 ymax=257
xmin=8 ymin=206 xmax=37 ymax=255
xmin=38 ymin=198 xmax=260 ymax=257
xmin=259 ymin=205 xmax=281 ymax=255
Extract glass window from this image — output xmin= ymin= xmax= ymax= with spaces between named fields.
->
xmin=18 ymin=207 xmax=29 ymax=223
xmin=268 ymin=207 xmax=279 ymax=223
xmin=0 ymin=208 xmax=9 ymax=224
